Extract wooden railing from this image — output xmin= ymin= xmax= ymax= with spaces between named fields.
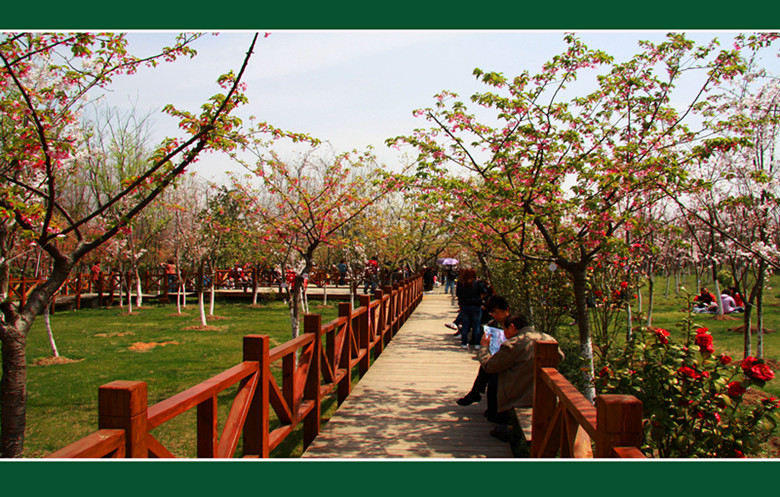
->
xmin=7 ymin=266 xmax=361 ymax=310
xmin=531 ymin=341 xmax=645 ymax=458
xmin=46 ymin=276 xmax=423 ymax=458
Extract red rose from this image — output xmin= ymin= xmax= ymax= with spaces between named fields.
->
xmin=741 ymin=356 xmax=758 ymax=372
xmin=654 ymin=328 xmax=670 ymax=344
xmin=620 ymin=281 xmax=628 ymax=289
xmin=747 ymin=363 xmax=775 ymax=382
xmin=727 ymin=381 xmax=747 ymax=398
xmin=678 ymin=366 xmax=700 ymax=380
xmin=696 ymin=327 xmax=709 ymax=335
xmin=694 ymin=332 xmax=714 ymax=354
xmin=734 ymin=450 xmax=745 ymax=458
xmin=719 ymin=354 xmax=732 ymax=365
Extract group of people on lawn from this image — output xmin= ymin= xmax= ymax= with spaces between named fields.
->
xmin=693 ymin=286 xmax=745 ymax=314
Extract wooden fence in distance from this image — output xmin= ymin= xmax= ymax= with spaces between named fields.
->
xmin=46 ymin=276 xmax=423 ymax=458
xmin=7 ymin=266 xmax=357 ymax=310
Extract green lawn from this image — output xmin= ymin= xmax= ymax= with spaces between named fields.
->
xmin=20 ymin=297 xmax=339 ymax=458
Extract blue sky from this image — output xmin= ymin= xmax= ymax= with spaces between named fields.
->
xmin=101 ymin=30 xmax=756 ymax=183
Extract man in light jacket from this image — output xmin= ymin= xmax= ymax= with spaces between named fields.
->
xmin=476 ymin=313 xmax=563 ymax=442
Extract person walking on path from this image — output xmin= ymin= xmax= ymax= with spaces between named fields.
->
xmin=444 ymin=265 xmax=457 ymax=295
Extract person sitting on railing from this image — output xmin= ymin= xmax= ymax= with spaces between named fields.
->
xmin=475 ymin=313 xmax=563 ymax=442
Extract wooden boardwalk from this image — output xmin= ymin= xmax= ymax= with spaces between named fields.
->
xmin=302 ymin=292 xmax=513 ymax=458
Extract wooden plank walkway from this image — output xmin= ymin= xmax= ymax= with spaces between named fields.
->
xmin=302 ymin=292 xmax=513 ymax=458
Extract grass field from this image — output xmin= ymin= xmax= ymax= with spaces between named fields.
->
xmin=20 ymin=297 xmax=340 ymax=458
xmin=14 ymin=274 xmax=780 ymax=458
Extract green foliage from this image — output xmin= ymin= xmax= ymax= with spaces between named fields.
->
xmin=487 ymin=257 xmax=572 ymax=338
xmin=596 ymin=296 xmax=779 ymax=458
xmin=717 ymin=268 xmax=735 ymax=288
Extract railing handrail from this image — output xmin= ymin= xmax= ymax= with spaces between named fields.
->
xmin=531 ymin=340 xmax=645 ymax=459
xmin=45 ymin=275 xmax=424 ymax=459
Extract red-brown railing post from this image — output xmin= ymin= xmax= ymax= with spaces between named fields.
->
xmin=242 ymin=335 xmax=270 ymax=457
xmin=382 ymin=285 xmax=393 ymax=343
xmin=391 ymin=283 xmax=400 ymax=332
xmin=373 ymin=289 xmax=385 ymax=356
xmin=594 ymin=394 xmax=643 ymax=458
xmin=98 ymin=381 xmax=148 ymax=458
xmin=358 ymin=295 xmax=371 ymax=376
xmin=197 ymin=396 xmax=218 ymax=457
xmin=303 ymin=314 xmax=322 ymax=449
xmin=531 ymin=340 xmax=561 ymax=458
xmin=338 ymin=302 xmax=353 ymax=404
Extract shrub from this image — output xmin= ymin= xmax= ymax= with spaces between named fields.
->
xmin=595 ymin=295 xmax=778 ymax=457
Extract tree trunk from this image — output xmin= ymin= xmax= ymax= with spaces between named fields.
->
xmin=570 ymin=265 xmax=595 ymax=402
xmin=198 ymin=261 xmax=207 ymax=327
xmin=209 ymin=270 xmax=216 ymax=316
xmin=646 ymin=271 xmax=655 ymax=328
xmin=713 ymin=267 xmax=723 ymax=317
xmin=625 ymin=302 xmax=633 ymax=342
xmin=43 ymin=305 xmax=59 ymax=358
xmin=755 ymin=261 xmax=766 ymax=359
xmin=289 ymin=281 xmax=302 ymax=339
xmin=125 ymin=272 xmax=133 ymax=313
xmin=743 ymin=301 xmax=753 ymax=359
xmin=0 ymin=326 xmax=28 ymax=457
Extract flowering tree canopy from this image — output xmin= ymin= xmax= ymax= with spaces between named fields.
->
xmin=0 ymin=32 xmax=258 ymax=457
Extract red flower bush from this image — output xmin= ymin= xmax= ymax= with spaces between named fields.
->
xmin=596 ymin=297 xmax=779 ymax=458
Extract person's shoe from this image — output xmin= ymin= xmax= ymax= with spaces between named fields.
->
xmin=461 ymin=344 xmax=469 ymax=349
xmin=490 ymin=427 xmax=510 ymax=442
xmin=453 ymin=331 xmax=461 ymax=337
xmin=445 ymin=323 xmax=458 ymax=330
xmin=474 ymin=344 xmax=481 ymax=350
xmin=456 ymin=392 xmax=481 ymax=406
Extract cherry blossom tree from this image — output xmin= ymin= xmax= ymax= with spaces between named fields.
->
xmin=390 ymin=33 xmax=762 ymax=401
xmin=0 ymin=32 xmax=257 ymax=457
xmin=231 ymin=143 xmax=404 ymax=338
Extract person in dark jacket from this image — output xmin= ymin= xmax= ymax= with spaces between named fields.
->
xmin=422 ymin=266 xmax=435 ymax=292
xmin=455 ymin=268 xmax=487 ymax=349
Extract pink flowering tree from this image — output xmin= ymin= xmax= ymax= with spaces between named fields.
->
xmin=230 ymin=142 xmax=404 ymax=338
xmin=389 ymin=33 xmax=757 ymax=400
xmin=0 ymin=32 xmax=260 ymax=457
xmin=697 ymin=78 xmax=780 ymax=359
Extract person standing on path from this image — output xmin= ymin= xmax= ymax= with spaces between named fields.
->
xmin=455 ymin=268 xmax=488 ymax=349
